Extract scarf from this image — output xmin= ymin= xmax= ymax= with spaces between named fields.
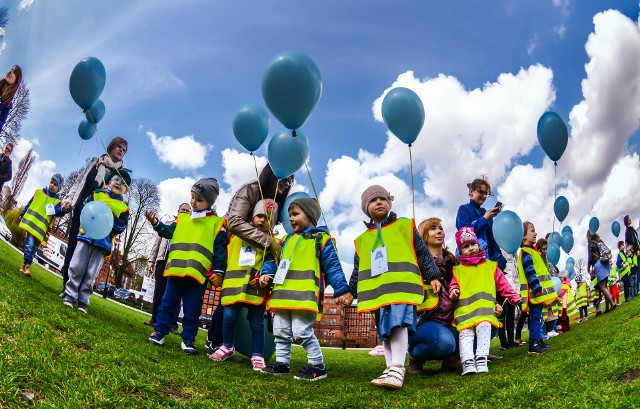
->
xmin=459 ymin=250 xmax=487 ymax=266
xmin=95 ymin=154 xmax=123 ymax=185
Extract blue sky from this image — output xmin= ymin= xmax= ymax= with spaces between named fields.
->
xmin=2 ymin=0 xmax=640 ymax=268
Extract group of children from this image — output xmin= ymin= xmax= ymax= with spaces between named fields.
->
xmin=15 ymin=173 xmax=617 ymax=389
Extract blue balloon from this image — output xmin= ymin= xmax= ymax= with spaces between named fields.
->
xmin=537 ymin=112 xmax=568 ymax=162
xmin=612 ymin=221 xmax=621 ymax=237
xmin=78 ymin=119 xmax=96 ymax=140
xmin=547 ymin=243 xmax=561 ymax=266
xmin=267 ymin=129 xmax=309 ymax=179
xmin=551 ymin=276 xmax=562 ymax=294
xmin=566 ymin=264 xmax=576 ymax=280
xmin=548 ymin=231 xmax=561 ymax=247
xmin=85 ymin=99 xmax=105 ymax=124
xmin=262 ymin=51 xmax=322 ymax=130
xmin=566 ymin=257 xmax=575 ymax=266
xmin=553 ymin=196 xmax=569 ymax=223
xmin=492 ymin=210 xmax=524 ymax=254
xmin=69 ymin=57 xmax=106 ymax=111
xmin=80 ymin=201 xmax=113 ymax=239
xmin=561 ymin=231 xmax=574 ymax=253
xmin=589 ymin=217 xmax=600 ymax=235
xmin=232 ymin=103 xmax=270 ymax=152
xmin=280 ymin=191 xmax=311 ymax=234
xmin=381 ymin=87 xmax=425 ymax=145
xmin=562 ymin=225 xmax=573 ymax=235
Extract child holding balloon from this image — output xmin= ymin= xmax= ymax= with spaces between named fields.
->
xmin=62 ymin=170 xmax=131 ymax=313
xmin=18 ymin=173 xmax=71 ymax=277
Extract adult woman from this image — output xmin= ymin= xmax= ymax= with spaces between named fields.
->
xmin=455 ymin=176 xmax=506 ymax=270
xmin=408 ymin=217 xmax=460 ymax=373
xmin=0 ymin=65 xmax=23 ymax=133
xmin=587 ymin=231 xmax=616 ymax=313
xmin=61 ymin=136 xmax=129 ymax=291
xmin=0 ymin=143 xmax=13 ymax=192
xmin=624 ymin=215 xmax=639 ymax=253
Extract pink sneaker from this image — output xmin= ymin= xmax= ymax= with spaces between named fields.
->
xmin=251 ymin=355 xmax=266 ymax=370
xmin=209 ymin=345 xmax=235 ymax=361
xmin=369 ymin=345 xmax=385 ymax=357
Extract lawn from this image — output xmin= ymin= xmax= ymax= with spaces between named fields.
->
xmin=0 ymin=239 xmax=639 ymax=408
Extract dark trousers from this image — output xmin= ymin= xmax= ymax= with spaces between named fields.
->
xmin=497 ymin=300 xmax=515 ymax=346
xmin=579 ymin=306 xmax=588 ymax=319
xmin=151 ymin=260 xmax=178 ymax=329
xmin=621 ymin=274 xmax=631 ymax=301
xmin=61 ymin=206 xmax=83 ymax=288
xmin=154 ymin=277 xmax=207 ymax=343
xmin=208 ymin=301 xmax=224 ymax=347
xmin=515 ymin=310 xmax=529 ymax=340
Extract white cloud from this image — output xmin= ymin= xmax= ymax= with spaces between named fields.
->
xmin=552 ymin=0 xmax=570 ymax=16
xmin=147 ymin=130 xmax=212 ymax=172
xmin=554 ymin=24 xmax=567 ymax=39
xmin=527 ymin=33 xmax=538 ymax=56
xmin=17 ymin=0 xmax=35 ymax=12
xmin=11 ymin=138 xmax=58 ymax=204
xmin=157 ymin=177 xmax=196 ymax=221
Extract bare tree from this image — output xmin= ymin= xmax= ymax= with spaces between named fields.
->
xmin=114 ymin=178 xmax=160 ymax=287
xmin=51 ymin=158 xmax=92 ymax=237
xmin=575 ymin=259 xmax=587 ymax=280
xmin=1 ymin=148 xmax=34 ymax=213
xmin=0 ymin=82 xmax=31 ymax=146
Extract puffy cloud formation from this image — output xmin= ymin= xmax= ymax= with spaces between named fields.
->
xmin=147 ymin=131 xmax=212 ymax=172
xmin=11 ymin=138 xmax=57 ymax=204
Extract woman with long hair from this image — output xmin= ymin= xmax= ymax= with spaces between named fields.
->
xmin=587 ymin=231 xmax=617 ymax=314
xmin=0 ymin=65 xmax=22 ymax=133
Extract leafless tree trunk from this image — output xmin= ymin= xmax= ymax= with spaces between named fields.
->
xmin=1 ymin=148 xmax=33 ymax=213
xmin=575 ymin=259 xmax=587 ymax=281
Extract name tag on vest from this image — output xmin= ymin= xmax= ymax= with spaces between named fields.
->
xmin=238 ymin=245 xmax=256 ymax=266
xmin=45 ymin=204 xmax=56 ymax=216
xmin=273 ymin=259 xmax=291 ymax=285
xmin=371 ymin=246 xmax=389 ymax=277
xmin=191 ymin=211 xmax=207 ymax=219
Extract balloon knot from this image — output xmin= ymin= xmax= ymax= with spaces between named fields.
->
xmin=292 ymin=130 xmax=297 ymax=137
xmin=250 ymin=151 xmax=254 ymax=156
xmin=554 ymin=161 xmax=557 ymax=166
xmin=408 ymin=143 xmax=412 ymax=148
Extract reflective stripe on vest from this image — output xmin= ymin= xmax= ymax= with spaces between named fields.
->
xmin=266 ymin=233 xmax=325 ymax=315
xmin=355 ymin=218 xmax=424 ymax=313
xmin=619 ymin=252 xmax=631 ymax=278
xmin=562 ymin=283 xmax=578 ymax=317
xmin=220 ymin=235 xmax=267 ymax=306
xmin=517 ymin=247 xmax=558 ymax=306
xmin=19 ymin=189 xmax=60 ymax=244
xmin=164 ymin=212 xmax=224 ymax=284
xmin=453 ymin=261 xmax=500 ymax=331
xmin=575 ymin=283 xmax=588 ymax=308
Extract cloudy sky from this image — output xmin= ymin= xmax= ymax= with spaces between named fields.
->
xmin=2 ymin=0 xmax=640 ymax=272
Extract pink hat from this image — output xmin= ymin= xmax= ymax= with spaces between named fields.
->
xmin=455 ymin=227 xmax=478 ymax=250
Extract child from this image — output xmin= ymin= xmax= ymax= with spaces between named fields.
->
xmin=18 ymin=173 xmax=71 ymax=276
xmin=62 ymin=170 xmax=131 ymax=313
xmin=517 ymin=221 xmax=558 ymax=354
xmin=210 ymin=199 xmax=277 ymax=370
xmin=617 ymin=242 xmax=633 ymax=302
xmin=449 ymin=227 xmax=521 ymax=375
xmin=146 ymin=178 xmax=228 ymax=355
xmin=543 ymin=299 xmax=560 ymax=337
xmin=259 ymin=197 xmax=350 ymax=381
xmin=576 ymin=278 xmax=589 ymax=322
xmin=345 ymin=185 xmax=441 ymax=389
xmin=558 ymin=270 xmax=577 ymax=332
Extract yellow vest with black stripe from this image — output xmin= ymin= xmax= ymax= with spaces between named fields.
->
xmin=517 ymin=247 xmax=558 ymax=311
xmin=562 ymin=283 xmax=578 ymax=317
xmin=619 ymin=252 xmax=631 ymax=278
xmin=164 ymin=212 xmax=224 ymax=285
xmin=93 ymin=191 xmax=129 ymax=217
xmin=220 ymin=235 xmax=267 ymax=306
xmin=266 ymin=233 xmax=327 ymax=316
xmin=575 ymin=282 xmax=588 ymax=308
xmin=19 ymin=189 xmax=60 ymax=244
xmin=544 ymin=300 xmax=560 ymax=321
xmin=452 ymin=261 xmax=500 ymax=331
xmin=354 ymin=218 xmax=424 ymax=313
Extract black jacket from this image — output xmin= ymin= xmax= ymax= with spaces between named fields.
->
xmin=0 ymin=154 xmax=12 ymax=191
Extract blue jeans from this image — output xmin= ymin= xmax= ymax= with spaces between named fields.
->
xmin=630 ymin=274 xmax=638 ymax=298
xmin=222 ymin=303 xmax=265 ymax=356
xmin=528 ymin=303 xmax=544 ymax=343
xmin=622 ymin=274 xmax=631 ymax=300
xmin=408 ymin=320 xmax=458 ymax=361
xmin=579 ymin=306 xmax=588 ymax=319
xmin=154 ymin=277 xmax=206 ymax=343
xmin=23 ymin=233 xmax=37 ymax=265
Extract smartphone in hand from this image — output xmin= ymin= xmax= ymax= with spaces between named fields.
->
xmin=495 ymin=201 xmax=503 ymax=211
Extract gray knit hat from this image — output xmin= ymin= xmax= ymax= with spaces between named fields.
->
xmin=192 ymin=177 xmax=220 ymax=206
xmin=253 ymin=199 xmax=279 ymax=226
xmin=51 ymin=173 xmax=64 ymax=189
xmin=290 ymin=197 xmax=321 ymax=226
xmin=361 ymin=185 xmax=394 ymax=216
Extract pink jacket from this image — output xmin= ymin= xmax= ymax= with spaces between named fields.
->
xmin=450 ymin=261 xmax=522 ymax=305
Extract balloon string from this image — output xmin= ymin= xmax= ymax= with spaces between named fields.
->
xmin=252 ymin=153 xmax=275 ymax=260
xmin=409 ymin=144 xmax=416 ymax=221
xmin=552 ymin=161 xmax=557 ymax=233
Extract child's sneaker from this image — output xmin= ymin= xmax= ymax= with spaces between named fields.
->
xmin=209 ymin=345 xmax=235 ymax=361
xmin=63 ymin=300 xmax=74 ymax=308
xmin=77 ymin=305 xmax=88 ymax=314
xmin=528 ymin=340 xmax=546 ymax=355
xmin=251 ymin=356 xmax=266 ymax=371
xmin=181 ymin=341 xmax=197 ymax=355
xmin=375 ymin=364 xmax=404 ymax=389
xmin=475 ymin=356 xmax=489 ymax=373
xmin=148 ymin=331 xmax=165 ymax=346
xmin=261 ymin=361 xmax=290 ymax=375
xmin=461 ymin=359 xmax=477 ymax=375
xmin=293 ymin=363 xmax=327 ymax=381
xmin=368 ymin=345 xmax=385 ymax=356
xmin=370 ymin=367 xmax=391 ymax=386
xmin=22 ymin=264 xmax=31 ymax=277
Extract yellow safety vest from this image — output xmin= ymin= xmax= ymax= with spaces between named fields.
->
xmin=164 ymin=212 xmax=224 ymax=285
xmin=544 ymin=300 xmax=560 ymax=321
xmin=220 ymin=235 xmax=267 ymax=306
xmin=575 ymin=283 xmax=588 ymax=308
xmin=266 ymin=233 xmax=328 ymax=317
xmin=93 ymin=191 xmax=129 ymax=217
xmin=354 ymin=218 xmax=424 ymax=313
xmin=19 ymin=189 xmax=60 ymax=244
xmin=562 ymin=283 xmax=578 ymax=317
xmin=517 ymin=247 xmax=558 ymax=312
xmin=619 ymin=252 xmax=631 ymax=278
xmin=452 ymin=261 xmax=500 ymax=331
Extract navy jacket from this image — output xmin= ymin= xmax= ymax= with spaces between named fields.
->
xmin=456 ymin=200 xmax=507 ymax=270
xmin=0 ymin=153 xmax=11 ymax=191
xmin=0 ymin=100 xmax=12 ymax=133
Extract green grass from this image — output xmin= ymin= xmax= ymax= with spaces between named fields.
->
xmin=1 ymin=239 xmax=639 ymax=408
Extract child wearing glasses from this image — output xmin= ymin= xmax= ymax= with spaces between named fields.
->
xmin=62 ymin=170 xmax=131 ymax=313
xmin=18 ymin=173 xmax=71 ymax=276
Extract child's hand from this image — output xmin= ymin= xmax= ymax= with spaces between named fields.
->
xmin=147 ymin=261 xmax=154 ymax=273
xmin=495 ymin=303 xmax=503 ymax=316
xmin=145 ymin=210 xmax=158 ymax=225
xmin=209 ymin=274 xmax=222 ymax=287
xmin=337 ymin=293 xmax=354 ymax=306
xmin=259 ymin=274 xmax=271 ymax=288
xmin=450 ymin=289 xmax=460 ymax=300
xmin=61 ymin=202 xmax=71 ymax=211
xmin=248 ymin=277 xmax=260 ymax=289
xmin=430 ymin=279 xmax=441 ymax=294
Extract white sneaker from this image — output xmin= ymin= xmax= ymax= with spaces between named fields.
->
xmin=547 ymin=331 xmax=559 ymax=338
xmin=78 ymin=306 xmax=88 ymax=313
xmin=461 ymin=359 xmax=477 ymax=376
xmin=475 ymin=356 xmax=489 ymax=373
xmin=376 ymin=364 xmax=405 ymax=389
xmin=63 ymin=301 xmax=74 ymax=308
